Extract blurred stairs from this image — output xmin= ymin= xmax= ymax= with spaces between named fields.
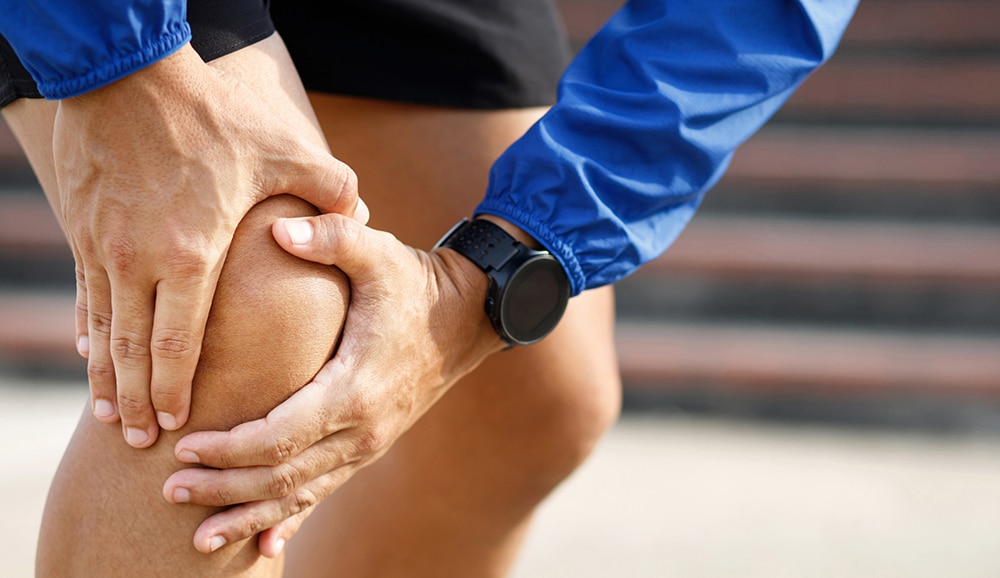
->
xmin=559 ymin=0 xmax=1000 ymax=427
xmin=2 ymin=0 xmax=999 ymax=429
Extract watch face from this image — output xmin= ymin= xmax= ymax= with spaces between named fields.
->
xmin=500 ymin=255 xmax=570 ymax=345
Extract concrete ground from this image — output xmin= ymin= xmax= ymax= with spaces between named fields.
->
xmin=4 ymin=374 xmax=1000 ymax=578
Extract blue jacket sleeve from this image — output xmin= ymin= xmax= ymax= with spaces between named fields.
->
xmin=0 ymin=0 xmax=190 ymax=98
xmin=475 ymin=0 xmax=859 ymax=295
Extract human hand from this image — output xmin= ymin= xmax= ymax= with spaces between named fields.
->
xmin=54 ymin=43 xmax=366 ymax=448
xmin=163 ymin=213 xmax=505 ymax=555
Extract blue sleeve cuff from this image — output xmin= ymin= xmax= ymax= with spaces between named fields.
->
xmin=0 ymin=0 xmax=191 ymax=98
xmin=38 ymin=23 xmax=191 ymax=99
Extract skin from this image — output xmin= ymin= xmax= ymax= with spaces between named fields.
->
xmin=53 ymin=41 xmax=364 ymax=449
xmin=34 ymin=193 xmax=346 ymax=577
xmin=13 ymin=33 xmax=622 ymax=577
xmin=162 ymin=94 xmax=623 ymax=575
xmin=6 ymin=35 xmax=348 ymax=576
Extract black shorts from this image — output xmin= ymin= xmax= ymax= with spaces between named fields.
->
xmin=0 ymin=0 xmax=570 ymax=109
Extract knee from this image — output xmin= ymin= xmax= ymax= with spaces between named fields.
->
xmin=188 ymin=194 xmax=349 ymax=431
xmin=527 ymin=360 xmax=622 ymax=486
xmin=491 ymin=287 xmax=623 ymax=490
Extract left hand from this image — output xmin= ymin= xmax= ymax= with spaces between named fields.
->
xmin=163 ymin=214 xmax=505 ymax=555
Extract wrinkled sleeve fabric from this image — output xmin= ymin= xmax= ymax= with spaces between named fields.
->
xmin=0 ymin=0 xmax=190 ymax=98
xmin=476 ymin=0 xmax=859 ymax=295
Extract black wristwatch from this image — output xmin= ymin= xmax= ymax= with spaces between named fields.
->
xmin=435 ymin=218 xmax=570 ymax=346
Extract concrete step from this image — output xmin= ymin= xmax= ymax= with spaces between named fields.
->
xmin=0 ymin=292 xmax=79 ymax=369
xmin=616 ymin=322 xmax=1000 ymax=398
xmin=725 ymin=127 xmax=1000 ymax=190
xmin=780 ymin=56 xmax=1000 ymax=125
xmin=643 ymin=215 xmax=1000 ymax=286
xmin=556 ymin=0 xmax=1000 ymax=52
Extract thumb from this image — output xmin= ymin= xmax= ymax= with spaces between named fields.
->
xmin=258 ymin=510 xmax=311 ymax=558
xmin=272 ymin=215 xmax=398 ymax=285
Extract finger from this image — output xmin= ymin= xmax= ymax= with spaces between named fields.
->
xmin=163 ymin=431 xmax=354 ymax=506
xmin=73 ymin=263 xmax=90 ymax=359
xmin=353 ymin=197 xmax=371 ymax=225
xmin=84 ymin=268 xmax=119 ymax=423
xmin=108 ymin=279 xmax=157 ymax=448
xmin=272 ymin=215 xmax=396 ymax=286
xmin=148 ymin=275 xmax=216 ymax=432
xmin=258 ymin=510 xmax=311 ymax=558
xmin=173 ymin=377 xmax=343 ymax=468
xmin=190 ymin=470 xmax=351 ymax=554
xmin=277 ymin=150 xmax=361 ymax=221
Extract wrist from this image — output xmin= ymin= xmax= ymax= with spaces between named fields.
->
xmin=433 ymin=246 xmax=508 ymax=357
xmin=63 ymin=43 xmax=204 ymax=108
xmin=434 ymin=218 xmax=570 ymax=347
xmin=475 ymin=214 xmax=542 ymax=249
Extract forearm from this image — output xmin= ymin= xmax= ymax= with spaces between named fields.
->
xmin=478 ymin=0 xmax=859 ymax=293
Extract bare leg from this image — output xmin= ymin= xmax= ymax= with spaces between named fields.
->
xmin=284 ymin=96 xmax=623 ymax=577
xmin=4 ymin=36 xmax=349 ymax=577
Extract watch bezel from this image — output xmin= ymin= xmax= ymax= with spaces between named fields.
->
xmin=487 ymin=251 xmax=570 ymax=346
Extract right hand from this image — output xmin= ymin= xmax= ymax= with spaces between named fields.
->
xmin=53 ymin=43 xmax=365 ymax=448
xmin=165 ymin=213 xmax=506 ymax=554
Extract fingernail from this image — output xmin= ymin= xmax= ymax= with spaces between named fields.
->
xmin=177 ymin=449 xmax=200 ymax=464
xmin=77 ymin=335 xmax=90 ymax=358
xmin=157 ymin=412 xmax=178 ymax=430
xmin=93 ymin=398 xmax=115 ymax=419
xmin=209 ymin=535 xmax=227 ymax=552
xmin=283 ymin=219 xmax=313 ymax=245
xmin=172 ymin=487 xmax=190 ymax=503
xmin=125 ymin=427 xmax=149 ymax=447
xmin=274 ymin=538 xmax=286 ymax=555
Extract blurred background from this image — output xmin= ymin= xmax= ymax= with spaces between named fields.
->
xmin=2 ymin=0 xmax=999 ymax=576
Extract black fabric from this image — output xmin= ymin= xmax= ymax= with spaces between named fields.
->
xmin=1 ymin=0 xmax=571 ymax=110
xmin=270 ymin=0 xmax=571 ymax=108
xmin=187 ymin=0 xmax=275 ymax=62
xmin=0 ymin=35 xmax=43 ymax=108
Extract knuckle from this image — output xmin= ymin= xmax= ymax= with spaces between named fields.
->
xmin=286 ymin=488 xmax=319 ymax=516
xmin=213 ymin=448 xmax=239 ymax=469
xmin=160 ymin=246 xmax=212 ymax=279
xmin=75 ymin=300 xmax=90 ymax=321
xmin=116 ymin=391 xmax=149 ymax=414
xmin=102 ymin=235 xmax=139 ymax=275
xmin=110 ymin=333 xmax=150 ymax=366
xmin=210 ymin=486 xmax=236 ymax=507
xmin=353 ymin=427 xmax=382 ymax=456
xmin=265 ymin=435 xmax=299 ymax=466
xmin=267 ymin=464 xmax=302 ymax=498
xmin=149 ymin=383 xmax=185 ymax=408
xmin=89 ymin=309 xmax=113 ymax=337
xmin=233 ymin=514 xmax=267 ymax=540
xmin=87 ymin=359 xmax=115 ymax=384
xmin=150 ymin=328 xmax=197 ymax=360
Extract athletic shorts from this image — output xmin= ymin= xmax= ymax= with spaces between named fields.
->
xmin=0 ymin=0 xmax=570 ymax=109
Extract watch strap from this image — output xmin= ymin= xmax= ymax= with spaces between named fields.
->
xmin=437 ymin=219 xmax=522 ymax=272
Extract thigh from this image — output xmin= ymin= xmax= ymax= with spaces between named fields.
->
xmin=284 ymin=95 xmax=622 ymax=578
